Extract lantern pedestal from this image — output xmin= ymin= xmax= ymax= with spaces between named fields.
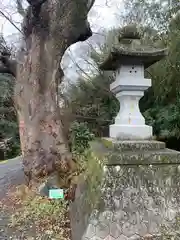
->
xmin=110 ymin=124 xmax=152 ymax=140
xmin=110 ymin=70 xmax=152 ymax=139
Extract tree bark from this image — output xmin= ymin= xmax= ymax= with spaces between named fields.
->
xmin=13 ymin=0 xmax=95 ymax=186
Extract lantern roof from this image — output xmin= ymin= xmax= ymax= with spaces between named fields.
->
xmin=99 ymin=24 xmax=168 ymax=70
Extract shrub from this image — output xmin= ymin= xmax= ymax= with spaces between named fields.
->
xmin=69 ymin=121 xmax=95 ymax=154
xmin=5 ymin=137 xmax=21 ymax=158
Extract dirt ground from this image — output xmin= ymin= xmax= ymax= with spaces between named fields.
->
xmin=0 ymin=157 xmax=71 ymax=240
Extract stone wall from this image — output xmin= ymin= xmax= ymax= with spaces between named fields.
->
xmin=70 ymin=181 xmax=92 ymax=240
xmin=70 ymin=140 xmax=180 ymax=240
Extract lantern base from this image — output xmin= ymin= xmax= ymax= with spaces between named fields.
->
xmin=110 ymin=124 xmax=152 ymax=140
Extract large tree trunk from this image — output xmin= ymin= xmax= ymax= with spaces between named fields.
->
xmin=14 ymin=0 xmax=95 ymax=187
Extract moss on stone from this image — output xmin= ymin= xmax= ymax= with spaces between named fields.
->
xmin=118 ymin=24 xmax=141 ymax=40
xmin=74 ymin=149 xmax=105 ymax=213
xmin=160 ymin=155 xmax=172 ymax=164
xmin=101 ymin=138 xmax=114 ymax=149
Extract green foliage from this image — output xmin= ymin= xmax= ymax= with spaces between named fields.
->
xmin=141 ymin=9 xmax=180 ymax=140
xmin=144 ymin=101 xmax=180 ymax=139
xmin=67 ymin=73 xmax=119 ymax=137
xmin=0 ymin=74 xmax=20 ymax=158
xmin=70 ymin=121 xmax=95 ymax=154
xmin=5 ymin=137 xmax=21 ymax=158
xmin=122 ymin=0 xmax=180 ymax=32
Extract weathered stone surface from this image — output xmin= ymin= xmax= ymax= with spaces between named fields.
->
xmin=70 ymin=182 xmax=92 ymax=240
xmin=86 ymin=224 xmax=96 ymax=238
xmin=107 ymin=148 xmax=180 ymax=165
xmin=117 ymin=235 xmax=128 ymax=240
xmin=99 ymin=24 xmax=168 ymax=71
xmin=101 ymin=138 xmax=166 ymax=151
xmin=109 ymin=222 xmax=122 ymax=238
xmin=96 ymin=223 xmax=109 ymax=238
xmin=90 ymin=237 xmax=103 ymax=240
xmin=96 ymin=139 xmax=180 ymax=165
xmin=104 ymin=236 xmax=117 ymax=240
xmin=122 ymin=222 xmax=138 ymax=237
xmin=129 ymin=234 xmax=141 ymax=240
xmin=70 ymin=140 xmax=180 ymax=240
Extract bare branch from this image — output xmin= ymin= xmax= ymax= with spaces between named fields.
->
xmin=83 ymin=58 xmax=99 ymax=72
xmin=105 ymin=0 xmax=111 ymax=7
xmin=16 ymin=0 xmax=26 ymax=17
xmin=68 ymin=49 xmax=91 ymax=81
xmin=87 ymin=0 xmax=96 ymax=12
xmin=0 ymin=35 xmax=10 ymax=54
xmin=0 ymin=10 xmax=23 ymax=34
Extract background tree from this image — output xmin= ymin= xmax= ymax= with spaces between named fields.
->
xmin=122 ymin=0 xmax=179 ymax=31
xmin=0 ymin=72 xmax=20 ymax=158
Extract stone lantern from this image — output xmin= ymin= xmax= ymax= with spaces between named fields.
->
xmin=70 ymin=26 xmax=180 ymax=240
xmin=100 ymin=24 xmax=168 ymax=139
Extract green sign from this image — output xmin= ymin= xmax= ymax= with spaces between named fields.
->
xmin=49 ymin=189 xmax=64 ymax=199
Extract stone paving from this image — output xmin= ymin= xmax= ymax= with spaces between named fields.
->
xmin=0 ymin=157 xmax=25 ymax=240
xmin=0 ymin=156 xmax=24 ymax=198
